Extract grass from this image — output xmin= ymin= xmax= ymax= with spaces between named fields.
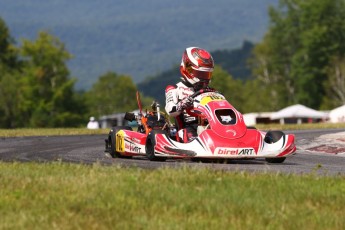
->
xmin=0 ymin=162 xmax=344 ymax=230
xmin=1 ymin=124 xmax=345 ymax=229
xmin=0 ymin=128 xmax=108 ymax=137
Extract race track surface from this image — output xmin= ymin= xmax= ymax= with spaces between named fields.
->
xmin=0 ymin=129 xmax=344 ymax=175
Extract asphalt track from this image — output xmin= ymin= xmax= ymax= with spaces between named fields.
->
xmin=0 ymin=129 xmax=344 ymax=176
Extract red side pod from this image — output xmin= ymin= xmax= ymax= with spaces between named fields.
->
xmin=123 ymin=130 xmax=147 ymax=145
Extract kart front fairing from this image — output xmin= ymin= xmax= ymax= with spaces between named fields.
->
xmin=153 ymin=92 xmax=296 ymax=159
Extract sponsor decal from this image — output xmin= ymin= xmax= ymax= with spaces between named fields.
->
xmin=125 ymin=142 xmax=142 ymax=153
xmin=214 ymin=147 xmax=256 ymax=156
xmin=184 ymin=116 xmax=197 ymax=122
xmin=166 ymin=94 xmax=174 ymax=103
xmin=130 ymin=144 xmax=141 ymax=153
xmin=220 ymin=115 xmax=232 ymax=123
xmin=200 ymin=95 xmax=225 ymax=106
xmin=131 ymin=137 xmax=141 ymax=143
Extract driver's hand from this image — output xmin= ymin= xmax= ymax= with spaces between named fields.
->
xmin=205 ymin=86 xmax=216 ymax=91
xmin=177 ymin=96 xmax=193 ymax=111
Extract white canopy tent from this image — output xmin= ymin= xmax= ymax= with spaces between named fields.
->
xmin=270 ymin=104 xmax=328 ymax=124
xmin=329 ymin=104 xmax=345 ymax=123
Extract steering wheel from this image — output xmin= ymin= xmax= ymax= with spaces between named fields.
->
xmin=189 ymin=88 xmax=222 ymax=99
xmin=186 ymin=88 xmax=221 ymax=118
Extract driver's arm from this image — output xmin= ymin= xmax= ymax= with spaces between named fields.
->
xmin=165 ymin=85 xmax=181 ymax=117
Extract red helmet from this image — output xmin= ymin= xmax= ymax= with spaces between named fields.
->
xmin=180 ymin=47 xmax=214 ymax=89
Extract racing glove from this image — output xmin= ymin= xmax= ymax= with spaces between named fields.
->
xmin=176 ymin=96 xmax=193 ymax=111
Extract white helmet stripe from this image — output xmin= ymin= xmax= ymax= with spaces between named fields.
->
xmin=186 ymin=47 xmax=199 ymax=66
xmin=192 ymin=66 xmax=214 ymax=72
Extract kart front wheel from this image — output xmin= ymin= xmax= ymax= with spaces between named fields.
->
xmin=264 ymin=130 xmax=285 ymax=144
xmin=146 ymin=130 xmax=167 ymax=162
xmin=109 ymin=126 xmax=132 ymax=158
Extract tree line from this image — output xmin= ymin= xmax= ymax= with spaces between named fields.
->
xmin=250 ymin=0 xmax=345 ymax=111
xmin=0 ymin=18 xmax=144 ymax=128
xmin=1 ymin=0 xmax=345 ymax=128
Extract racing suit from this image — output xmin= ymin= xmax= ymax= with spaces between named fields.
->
xmin=165 ymin=81 xmax=198 ymax=142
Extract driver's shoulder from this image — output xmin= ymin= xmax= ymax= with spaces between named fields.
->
xmin=176 ymin=82 xmax=194 ymax=91
xmin=165 ymin=85 xmax=176 ymax=93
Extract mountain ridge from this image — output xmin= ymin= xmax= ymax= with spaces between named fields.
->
xmin=0 ymin=0 xmax=278 ymax=89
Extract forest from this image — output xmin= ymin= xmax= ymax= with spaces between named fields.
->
xmin=0 ymin=0 xmax=344 ymax=128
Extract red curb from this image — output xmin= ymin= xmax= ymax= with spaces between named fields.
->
xmin=307 ymin=145 xmax=345 ymax=154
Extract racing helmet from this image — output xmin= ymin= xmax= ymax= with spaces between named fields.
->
xmin=180 ymin=47 xmax=214 ymax=90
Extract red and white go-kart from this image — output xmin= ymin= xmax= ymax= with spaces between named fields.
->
xmin=105 ymin=89 xmax=296 ymax=163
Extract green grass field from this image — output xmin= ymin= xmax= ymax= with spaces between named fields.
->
xmin=0 ymin=128 xmax=107 ymax=137
xmin=1 ymin=163 xmax=344 ymax=230
xmin=1 ymin=124 xmax=345 ymax=229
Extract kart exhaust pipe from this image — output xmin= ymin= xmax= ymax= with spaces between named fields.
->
xmin=104 ymin=139 xmax=109 ymax=152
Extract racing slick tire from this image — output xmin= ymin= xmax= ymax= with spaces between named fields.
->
xmin=109 ymin=126 xmax=133 ymax=158
xmin=264 ymin=130 xmax=286 ymax=163
xmin=146 ymin=130 xmax=167 ymax=162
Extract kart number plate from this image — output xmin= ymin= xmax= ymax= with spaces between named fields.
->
xmin=116 ymin=130 xmax=125 ymax=152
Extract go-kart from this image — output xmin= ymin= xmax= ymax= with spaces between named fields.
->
xmin=104 ymin=91 xmax=171 ymax=159
xmin=105 ymin=89 xmax=296 ymax=163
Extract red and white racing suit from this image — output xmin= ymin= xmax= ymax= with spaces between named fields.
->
xmin=165 ymin=81 xmax=198 ymax=142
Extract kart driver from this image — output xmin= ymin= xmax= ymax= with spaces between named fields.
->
xmin=165 ymin=47 xmax=215 ymax=143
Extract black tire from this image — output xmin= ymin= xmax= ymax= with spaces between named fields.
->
xmin=265 ymin=157 xmax=286 ymax=163
xmin=264 ymin=130 xmax=284 ymax=144
xmin=109 ymin=126 xmax=132 ymax=158
xmin=145 ymin=130 xmax=167 ymax=161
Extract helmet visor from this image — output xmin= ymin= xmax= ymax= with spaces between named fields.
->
xmin=187 ymin=66 xmax=213 ymax=80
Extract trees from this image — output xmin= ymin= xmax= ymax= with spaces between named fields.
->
xmin=85 ymin=72 xmax=138 ymax=117
xmin=212 ymin=41 xmax=254 ymax=81
xmin=0 ymin=16 xmax=150 ymax=128
xmin=210 ymin=66 xmax=245 ymax=112
xmin=3 ymin=0 xmax=345 ymax=128
xmin=0 ymin=18 xmax=17 ymax=69
xmin=0 ymin=17 xmax=22 ymax=128
xmin=18 ymin=31 xmax=86 ymax=127
xmin=251 ymin=0 xmax=345 ymax=109
xmin=0 ymin=29 xmax=91 ymax=128
xmin=323 ymin=57 xmax=345 ymax=108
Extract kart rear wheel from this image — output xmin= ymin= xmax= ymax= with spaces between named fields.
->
xmin=265 ymin=157 xmax=286 ymax=163
xmin=109 ymin=126 xmax=132 ymax=158
xmin=146 ymin=130 xmax=167 ymax=162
